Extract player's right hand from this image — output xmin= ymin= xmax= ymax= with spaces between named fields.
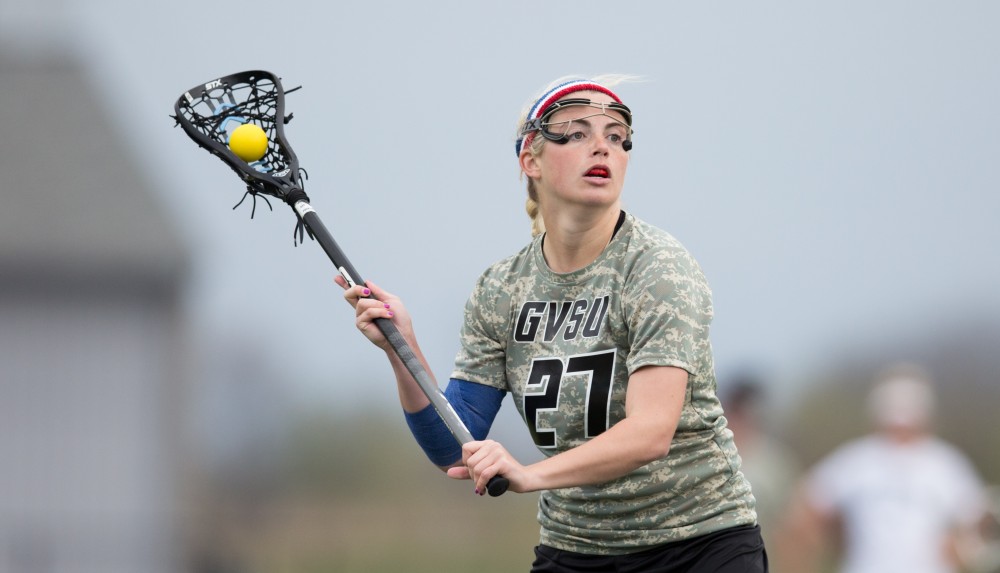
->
xmin=335 ymin=278 xmax=412 ymax=351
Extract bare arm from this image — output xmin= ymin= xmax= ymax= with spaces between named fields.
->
xmin=335 ymin=278 xmax=432 ymax=414
xmin=449 ymin=365 xmax=687 ymax=493
xmin=525 ymin=365 xmax=687 ymax=489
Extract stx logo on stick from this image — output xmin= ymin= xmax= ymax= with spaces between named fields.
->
xmin=514 ymin=295 xmax=610 ymax=343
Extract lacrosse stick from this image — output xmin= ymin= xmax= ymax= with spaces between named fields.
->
xmin=172 ymin=70 xmax=509 ymax=497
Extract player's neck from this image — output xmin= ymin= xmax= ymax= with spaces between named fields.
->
xmin=541 ymin=207 xmax=621 ymax=273
xmin=883 ymin=426 xmax=929 ymax=445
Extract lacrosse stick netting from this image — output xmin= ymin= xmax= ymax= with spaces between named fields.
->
xmin=173 ymin=70 xmax=309 ymax=231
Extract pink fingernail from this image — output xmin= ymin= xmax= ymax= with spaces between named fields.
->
xmin=387 ymin=311 xmax=394 ymax=317
xmin=474 ymin=488 xmax=480 ymax=495
xmin=362 ymin=288 xmax=371 ymax=296
xmin=383 ymin=303 xmax=390 ymax=309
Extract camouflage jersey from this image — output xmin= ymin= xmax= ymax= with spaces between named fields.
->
xmin=451 ymin=213 xmax=758 ymax=555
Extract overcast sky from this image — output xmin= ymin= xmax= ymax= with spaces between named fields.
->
xmin=4 ymin=1 xmax=999 ymax=422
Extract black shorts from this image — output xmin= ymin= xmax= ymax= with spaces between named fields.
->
xmin=530 ymin=524 xmax=768 ymax=573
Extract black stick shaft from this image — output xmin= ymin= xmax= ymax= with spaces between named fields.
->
xmin=294 ymin=200 xmax=509 ymax=497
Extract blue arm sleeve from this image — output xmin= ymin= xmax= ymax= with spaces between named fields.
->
xmin=403 ymin=379 xmax=506 ymax=467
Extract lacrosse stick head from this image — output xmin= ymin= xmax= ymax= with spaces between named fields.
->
xmin=173 ymin=70 xmax=306 ymax=204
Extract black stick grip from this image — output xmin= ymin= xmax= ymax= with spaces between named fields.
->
xmin=486 ymin=476 xmax=510 ymax=497
xmin=296 ymin=202 xmax=509 ymax=496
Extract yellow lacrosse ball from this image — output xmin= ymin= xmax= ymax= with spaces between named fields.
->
xmin=228 ymin=123 xmax=268 ymax=162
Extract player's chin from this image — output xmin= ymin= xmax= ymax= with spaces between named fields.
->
xmin=574 ymin=186 xmax=622 ymax=206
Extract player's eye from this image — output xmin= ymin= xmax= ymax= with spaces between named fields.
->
xmin=607 ymin=125 xmax=629 ymax=143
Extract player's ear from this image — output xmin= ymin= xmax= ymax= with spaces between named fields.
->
xmin=520 ymin=149 xmax=541 ymax=179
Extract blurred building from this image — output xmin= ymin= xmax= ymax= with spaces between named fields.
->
xmin=0 ymin=48 xmax=191 ymax=572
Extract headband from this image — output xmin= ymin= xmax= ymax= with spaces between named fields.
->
xmin=515 ymin=80 xmax=626 ymax=156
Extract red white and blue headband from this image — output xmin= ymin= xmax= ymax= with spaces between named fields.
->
xmin=516 ymin=79 xmax=633 ymax=156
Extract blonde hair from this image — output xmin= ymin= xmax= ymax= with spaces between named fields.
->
xmin=517 ymin=74 xmax=639 ymax=237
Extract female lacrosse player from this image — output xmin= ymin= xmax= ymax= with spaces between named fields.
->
xmin=336 ymin=76 xmax=767 ymax=572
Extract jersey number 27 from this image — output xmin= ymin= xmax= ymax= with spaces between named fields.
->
xmin=522 ymin=349 xmax=617 ymax=448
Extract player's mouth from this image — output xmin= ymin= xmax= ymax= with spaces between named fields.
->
xmin=584 ymin=165 xmax=611 ymax=179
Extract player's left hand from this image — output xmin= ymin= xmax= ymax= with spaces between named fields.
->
xmin=446 ymin=440 xmax=533 ymax=495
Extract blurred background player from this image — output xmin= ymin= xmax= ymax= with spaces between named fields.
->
xmin=782 ymin=363 xmax=989 ymax=573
